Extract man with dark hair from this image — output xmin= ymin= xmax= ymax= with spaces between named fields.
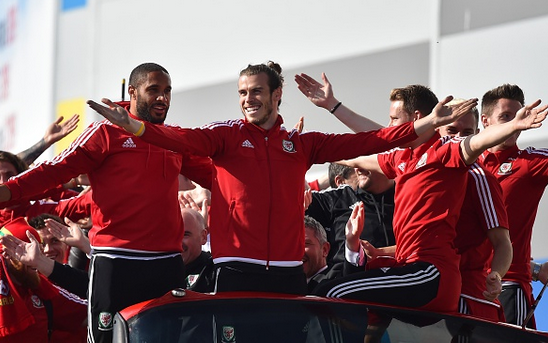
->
xmin=306 ymin=163 xmax=395 ymax=265
xmin=295 ymin=73 xmax=540 ymax=315
xmin=88 ymin=60 xmax=470 ymax=297
xmin=0 ymin=62 xmax=213 ymax=343
xmin=478 ymin=83 xmax=548 ymax=328
xmin=327 ymin=162 xmax=357 ymax=189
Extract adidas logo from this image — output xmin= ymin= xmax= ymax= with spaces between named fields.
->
xmin=122 ymin=138 xmax=137 ymax=148
xmin=241 ymin=140 xmax=254 ymax=149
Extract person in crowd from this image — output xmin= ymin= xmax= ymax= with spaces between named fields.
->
xmin=0 ymin=217 xmax=87 ymax=343
xmin=17 ymin=114 xmax=79 ymax=167
xmin=28 ymin=214 xmax=70 ymax=264
xmin=296 ymin=72 xmax=543 ymax=315
xmin=438 ymin=100 xmax=511 ymax=321
xmin=0 ymin=151 xmax=92 ymax=228
xmin=477 ymin=84 xmax=548 ymax=328
xmin=303 ymin=215 xmax=343 ymax=293
xmin=0 ymin=215 xmax=90 ymax=299
xmin=181 ymin=207 xmax=214 ymax=292
xmin=0 ymin=62 xmax=213 ymax=343
xmin=306 ymin=162 xmax=395 ymax=265
xmin=87 ymin=60 xmax=474 ymax=297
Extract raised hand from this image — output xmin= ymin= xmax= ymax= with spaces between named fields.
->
xmin=345 ymin=202 xmax=364 ymax=252
xmin=0 ymin=231 xmax=41 ymax=268
xmin=513 ymin=99 xmax=548 ymax=131
xmin=87 ymin=98 xmax=132 ymax=129
xmin=431 ymin=96 xmax=478 ymax=128
xmin=44 ymin=114 xmax=80 ymax=146
xmin=295 ymin=73 xmax=337 ymax=110
xmin=45 ymin=217 xmax=90 ymax=254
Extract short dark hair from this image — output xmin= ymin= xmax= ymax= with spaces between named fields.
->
xmin=328 ymin=163 xmax=354 ymax=188
xmin=0 ymin=151 xmax=28 ymax=174
xmin=304 ymin=215 xmax=327 ymax=245
xmin=27 ymin=213 xmax=63 ymax=231
xmin=481 ymin=84 xmax=525 ymax=117
xmin=239 ymin=61 xmax=284 ymax=107
xmin=389 ymin=85 xmax=438 ymax=117
xmin=129 ymin=62 xmax=169 ymax=89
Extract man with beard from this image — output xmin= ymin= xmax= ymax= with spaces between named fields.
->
xmin=0 ymin=63 xmax=212 ymax=343
xmin=0 ymin=217 xmax=87 ymax=343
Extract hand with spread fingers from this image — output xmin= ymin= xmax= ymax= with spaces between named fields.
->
xmin=87 ymin=98 xmax=139 ymax=133
xmin=295 ymin=72 xmax=338 ymax=110
xmin=45 ymin=217 xmax=91 ymax=255
xmin=1 ymin=231 xmax=43 ymax=268
xmin=345 ymin=202 xmax=364 ymax=253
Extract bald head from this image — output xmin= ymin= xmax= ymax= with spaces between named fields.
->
xmin=181 ymin=208 xmax=207 ymax=264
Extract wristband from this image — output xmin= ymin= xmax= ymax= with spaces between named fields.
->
xmin=134 ymin=121 xmax=145 ymax=137
xmin=330 ymin=102 xmax=342 ymax=114
xmin=532 ymin=262 xmax=541 ymax=282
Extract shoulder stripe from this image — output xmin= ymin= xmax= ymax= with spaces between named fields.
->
xmin=467 ymin=163 xmax=500 ymax=229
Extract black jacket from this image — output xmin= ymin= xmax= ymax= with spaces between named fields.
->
xmin=185 ymin=251 xmax=215 ymax=293
xmin=306 ymin=185 xmax=395 ymax=264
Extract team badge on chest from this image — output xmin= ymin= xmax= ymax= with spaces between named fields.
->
xmin=498 ymin=162 xmax=513 ymax=175
xmin=282 ymin=140 xmax=296 ymax=153
xmin=31 ymin=295 xmax=43 ymax=308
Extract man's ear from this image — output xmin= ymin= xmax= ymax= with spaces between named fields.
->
xmin=272 ymin=87 xmax=282 ymax=103
xmin=334 ymin=175 xmax=345 ymax=187
xmin=480 ymin=114 xmax=489 ymax=129
xmin=200 ymin=227 xmax=208 ymax=245
xmin=128 ymin=85 xmax=137 ymax=99
xmin=322 ymin=242 xmax=331 ymax=258
xmin=413 ymin=110 xmax=426 ymax=121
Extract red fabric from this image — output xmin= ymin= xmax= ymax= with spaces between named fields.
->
xmin=308 ymin=179 xmax=320 ymax=191
xmin=0 ymin=262 xmax=86 ymax=342
xmin=454 ymin=165 xmax=509 ymax=314
xmin=479 ymin=145 xmax=548 ymax=286
xmin=139 ymin=117 xmax=418 ymax=264
xmin=2 ymin=107 xmax=213 ymax=253
xmin=377 ymin=134 xmax=467 ymax=312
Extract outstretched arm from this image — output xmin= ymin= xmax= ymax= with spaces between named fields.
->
xmin=295 ymin=73 xmax=384 ymax=132
xmin=295 ymin=73 xmax=478 ymax=137
xmin=17 ymin=114 xmax=79 ymax=165
xmin=461 ymin=99 xmax=548 ymax=164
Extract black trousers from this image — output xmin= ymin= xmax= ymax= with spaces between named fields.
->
xmin=315 ymin=261 xmax=440 ymax=308
xmin=213 ymin=261 xmax=307 ymax=295
xmin=212 ymin=262 xmax=308 ymax=343
xmin=499 ymin=283 xmax=536 ymax=329
xmin=87 ymin=252 xmax=185 ymax=343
